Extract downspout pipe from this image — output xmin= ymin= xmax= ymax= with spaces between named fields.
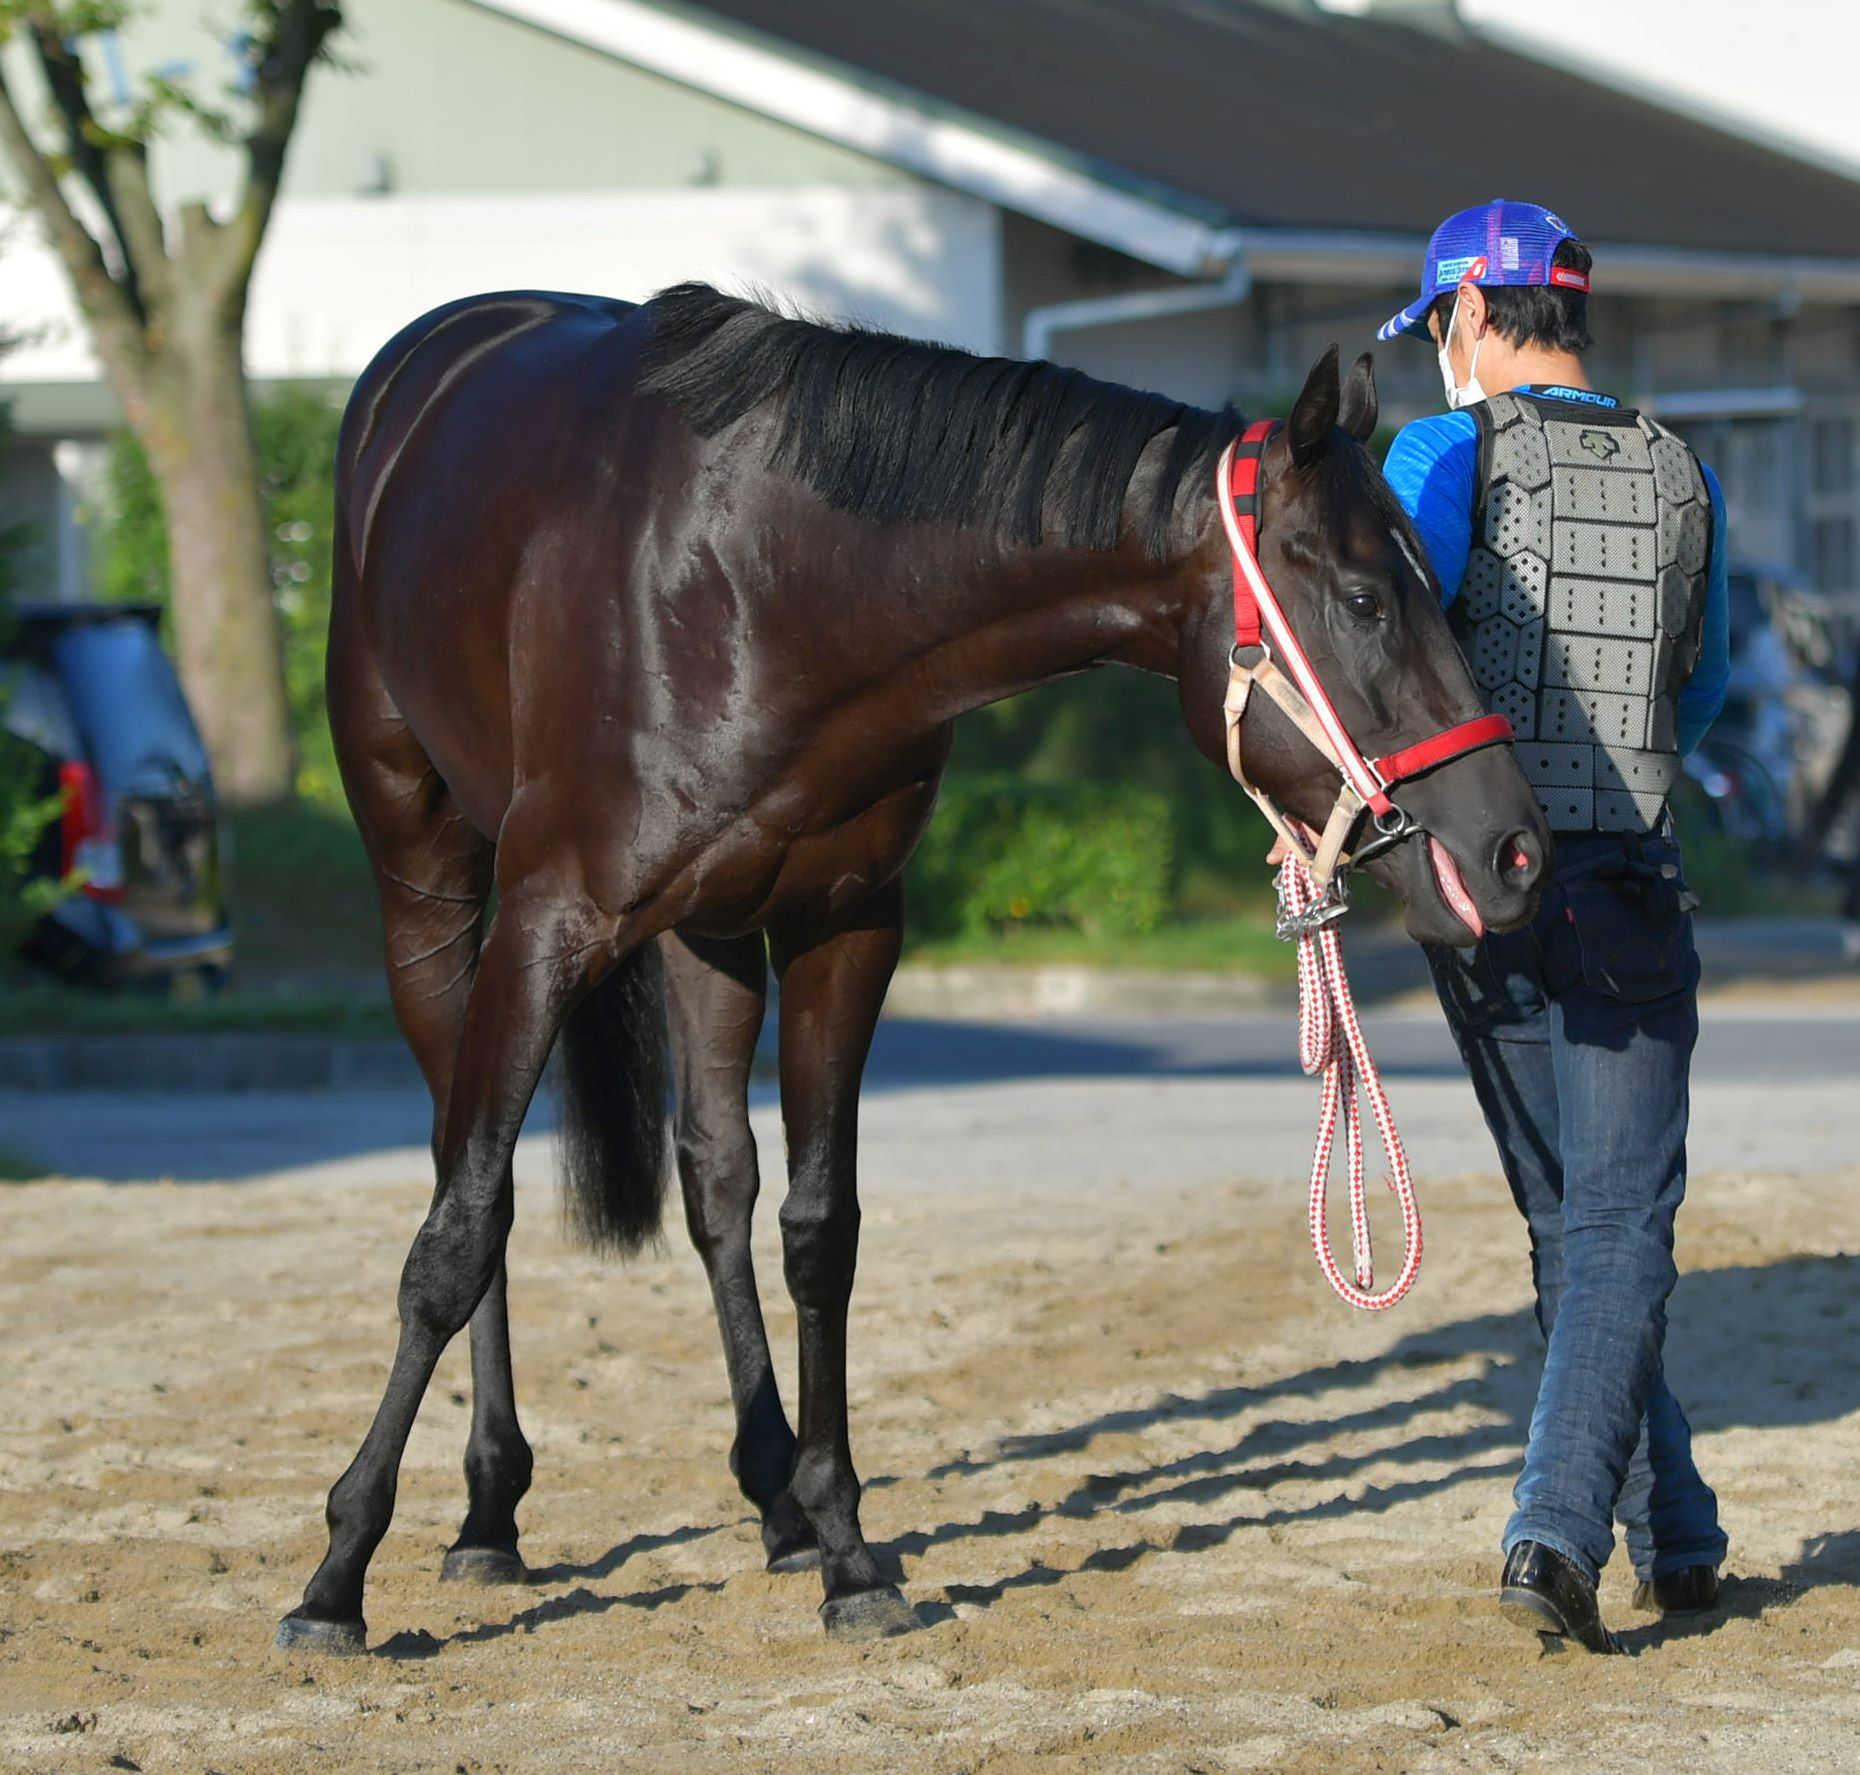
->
xmin=1020 ymin=246 xmax=1252 ymax=364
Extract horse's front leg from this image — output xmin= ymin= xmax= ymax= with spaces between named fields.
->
xmin=769 ymin=881 xmax=915 ymax=1639
xmin=276 ymin=892 xmax=608 ymax=1654
xmin=661 ymin=930 xmax=818 ymax=1571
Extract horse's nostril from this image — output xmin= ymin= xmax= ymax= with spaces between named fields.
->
xmin=1499 ymin=830 xmax=1542 ymax=887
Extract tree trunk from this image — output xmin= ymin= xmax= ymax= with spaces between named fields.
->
xmin=140 ymin=325 xmax=296 ymax=807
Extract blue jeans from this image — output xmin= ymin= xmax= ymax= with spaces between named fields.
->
xmin=1426 ymin=829 xmax=1728 ymax=1586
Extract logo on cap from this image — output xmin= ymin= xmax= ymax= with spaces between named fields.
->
xmin=1435 ymin=253 xmax=1489 ymax=287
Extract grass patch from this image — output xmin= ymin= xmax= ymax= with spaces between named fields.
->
xmin=1666 ymin=787 xmax=1842 ymax=918
xmin=222 ymin=797 xmax=1307 ymax=986
xmin=223 ymin=797 xmax=382 ymax=979
xmin=902 ymin=912 xmax=1297 ymax=978
xmin=0 ymin=1142 xmax=46 ymax=1182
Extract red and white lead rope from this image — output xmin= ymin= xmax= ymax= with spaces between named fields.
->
xmin=1215 ymin=423 xmax=1482 ymax=1313
xmin=1279 ymin=858 xmax=1424 ymax=1312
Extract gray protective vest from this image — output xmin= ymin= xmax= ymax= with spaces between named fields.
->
xmin=1450 ymin=390 xmax=1713 ymax=833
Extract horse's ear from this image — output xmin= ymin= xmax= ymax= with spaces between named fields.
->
xmin=1339 ymin=352 xmax=1379 ymax=442
xmin=1286 ymin=345 xmax=1341 ymax=469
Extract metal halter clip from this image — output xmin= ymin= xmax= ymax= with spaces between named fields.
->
xmin=1275 ymin=867 xmax=1351 ymax=941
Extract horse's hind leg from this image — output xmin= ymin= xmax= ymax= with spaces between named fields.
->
xmin=324 ymin=614 xmax=532 ymax=1588
xmin=277 ymin=858 xmax=603 ymax=1654
xmin=447 ymin=1265 xmax=531 ymax=1585
xmin=368 ymin=784 xmax=534 ymax=1587
xmin=661 ymin=931 xmax=818 ymax=1572
xmin=768 ymin=882 xmax=915 ymax=1639
xmin=279 ymin=612 xmax=586 ymax=1653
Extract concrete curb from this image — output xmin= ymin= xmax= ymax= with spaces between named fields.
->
xmin=0 ymin=1034 xmax=422 ymax=1095
xmin=1695 ymin=916 xmax=1860 ymax=977
xmin=882 ymin=962 xmax=1280 ymax=1019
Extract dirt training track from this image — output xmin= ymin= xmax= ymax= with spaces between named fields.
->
xmin=6 ymin=1045 xmax=1860 ymax=1773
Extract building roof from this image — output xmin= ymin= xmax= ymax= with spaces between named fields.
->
xmin=690 ymin=0 xmax=1860 ymax=258
xmin=478 ymin=0 xmax=1860 ymax=287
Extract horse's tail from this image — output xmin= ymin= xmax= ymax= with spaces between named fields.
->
xmin=554 ymin=943 xmax=671 ymax=1256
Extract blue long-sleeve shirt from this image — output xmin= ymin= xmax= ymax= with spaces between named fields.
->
xmin=1382 ymin=393 xmax=1730 ymax=755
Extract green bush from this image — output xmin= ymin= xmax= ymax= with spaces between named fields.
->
xmin=95 ymin=386 xmax=346 ymax=803
xmin=0 ymin=391 xmax=70 ymax=956
xmin=947 ymin=669 xmax=1279 ymax=918
xmin=0 ymin=731 xmax=64 ymax=955
xmin=907 ymin=773 xmax=1175 ymax=939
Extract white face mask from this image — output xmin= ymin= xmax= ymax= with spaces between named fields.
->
xmin=1436 ymin=291 xmax=1488 ymax=410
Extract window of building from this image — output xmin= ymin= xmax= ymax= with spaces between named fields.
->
xmin=1806 ymin=413 xmax=1860 ymax=610
xmin=1812 ymin=416 xmax=1855 ymax=499
xmin=1679 ymin=415 xmax=1797 ymax=571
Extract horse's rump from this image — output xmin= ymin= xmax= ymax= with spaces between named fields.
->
xmin=338 ymin=290 xmax=644 ymax=570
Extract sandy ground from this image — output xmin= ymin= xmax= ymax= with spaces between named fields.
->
xmin=6 ymin=1111 xmax=1860 ymax=1773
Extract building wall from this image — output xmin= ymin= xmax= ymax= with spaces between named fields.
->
xmin=85 ymin=0 xmax=908 ymax=204
xmin=0 ymin=435 xmax=109 ymax=604
xmin=0 ymin=0 xmax=1004 ymax=409
xmin=2 ymin=186 xmax=1004 ymax=394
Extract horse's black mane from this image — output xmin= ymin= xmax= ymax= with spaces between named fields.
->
xmin=638 ymin=283 xmax=1241 ymax=559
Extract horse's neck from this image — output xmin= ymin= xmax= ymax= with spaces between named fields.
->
xmin=907 ymin=517 xmax=1210 ymax=715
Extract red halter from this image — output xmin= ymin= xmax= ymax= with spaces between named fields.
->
xmin=1219 ymin=419 xmax=1513 ymax=836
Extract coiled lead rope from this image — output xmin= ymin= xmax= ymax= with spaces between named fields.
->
xmin=1279 ymin=856 xmax=1424 ymax=1312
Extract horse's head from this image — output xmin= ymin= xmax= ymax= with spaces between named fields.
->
xmin=1179 ymin=347 xmax=1550 ymax=945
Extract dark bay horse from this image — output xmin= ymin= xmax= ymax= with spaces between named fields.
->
xmin=277 ymin=284 xmax=1549 ymax=1653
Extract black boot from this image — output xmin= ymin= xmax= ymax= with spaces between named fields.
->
xmin=1631 ymin=1565 xmax=1721 ymax=1615
xmin=1500 ymin=1541 xmax=1619 ymax=1654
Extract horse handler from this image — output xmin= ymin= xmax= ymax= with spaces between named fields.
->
xmin=1378 ymin=200 xmax=1732 ymax=1652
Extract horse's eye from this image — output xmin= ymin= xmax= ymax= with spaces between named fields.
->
xmin=1345 ymin=592 xmax=1385 ymax=622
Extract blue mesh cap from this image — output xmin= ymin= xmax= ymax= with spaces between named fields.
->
xmin=1378 ymin=200 xmax=1587 ymax=342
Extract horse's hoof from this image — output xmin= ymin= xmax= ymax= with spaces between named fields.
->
xmin=820 ymin=1584 xmax=916 ymax=1641
xmin=275 ymin=1613 xmax=367 ymax=1656
xmin=763 ymin=1496 xmax=821 ymax=1574
xmin=440 ymin=1545 xmax=529 ymax=1587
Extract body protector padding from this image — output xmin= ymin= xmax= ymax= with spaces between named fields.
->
xmin=1450 ymin=391 xmax=1712 ymax=832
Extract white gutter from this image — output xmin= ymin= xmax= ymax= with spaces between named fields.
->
xmin=469 ymin=0 xmax=1232 ymax=277
xmin=1639 ymin=386 xmax=1805 ymax=421
xmin=1021 ymin=254 xmax=1252 ymax=363
xmin=1583 ymin=244 xmax=1860 ymax=304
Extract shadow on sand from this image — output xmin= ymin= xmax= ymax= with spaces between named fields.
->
xmin=372 ymin=1251 xmax=1860 ymax=1655
xmin=874 ymin=1252 xmax=1860 ymax=1648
